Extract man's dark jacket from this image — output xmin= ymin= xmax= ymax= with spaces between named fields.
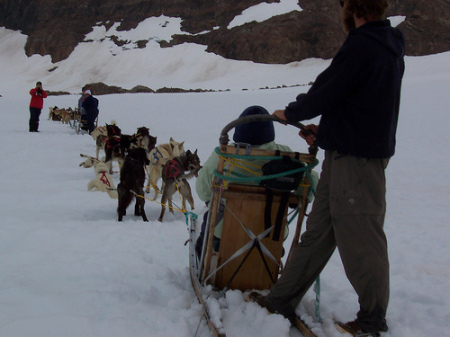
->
xmin=82 ymin=95 xmax=99 ymax=116
xmin=284 ymin=20 xmax=405 ymax=158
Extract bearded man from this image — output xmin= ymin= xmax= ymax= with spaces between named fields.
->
xmin=250 ymin=1 xmax=405 ymax=336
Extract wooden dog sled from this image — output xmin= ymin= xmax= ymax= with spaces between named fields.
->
xmin=75 ymin=109 xmax=98 ymax=134
xmin=188 ymin=115 xmax=319 ymax=337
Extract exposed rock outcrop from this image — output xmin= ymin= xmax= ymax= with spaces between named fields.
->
xmin=0 ymin=0 xmax=448 ymax=64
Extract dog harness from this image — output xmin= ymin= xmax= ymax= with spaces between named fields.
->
xmin=151 ymin=148 xmax=163 ymax=165
xmin=98 ymin=134 xmax=108 ymax=143
xmin=105 ymin=136 xmax=121 ymax=150
xmin=100 ymin=172 xmax=112 ymax=188
xmin=108 ymin=125 xmax=121 ymax=137
xmin=164 ymin=159 xmax=183 ymax=179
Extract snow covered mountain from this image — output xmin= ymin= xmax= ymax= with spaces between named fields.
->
xmin=1 ymin=0 xmax=449 ymax=97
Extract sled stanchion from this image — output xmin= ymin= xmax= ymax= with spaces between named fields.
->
xmin=185 ymin=211 xmax=198 ymax=227
xmin=314 ymin=275 xmax=322 ymax=322
xmin=201 ymin=183 xmax=223 ymax=284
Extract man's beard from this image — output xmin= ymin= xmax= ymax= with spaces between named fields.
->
xmin=342 ymin=8 xmax=356 ymax=33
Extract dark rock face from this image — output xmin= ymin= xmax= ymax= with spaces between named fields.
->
xmin=387 ymin=0 xmax=450 ymax=57
xmin=0 ymin=0 xmax=448 ymax=64
xmin=171 ymin=1 xmax=346 ymax=64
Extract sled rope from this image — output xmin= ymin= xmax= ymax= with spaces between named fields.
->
xmin=213 ymin=160 xmax=318 ymax=197
xmin=213 ymin=146 xmax=318 ymax=190
xmin=145 ymin=166 xmax=162 ymax=193
xmin=131 ymin=187 xmax=185 ymax=214
xmin=217 ymin=154 xmax=263 ymax=177
xmin=132 ymin=183 xmax=199 ymax=225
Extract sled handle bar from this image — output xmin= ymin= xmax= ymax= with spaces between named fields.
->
xmin=219 ymin=114 xmax=318 ymax=155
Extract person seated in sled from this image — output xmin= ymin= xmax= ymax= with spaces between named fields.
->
xmin=195 ymin=105 xmax=318 ymax=257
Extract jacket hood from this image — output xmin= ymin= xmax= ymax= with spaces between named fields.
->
xmin=351 ymin=20 xmax=405 ymax=58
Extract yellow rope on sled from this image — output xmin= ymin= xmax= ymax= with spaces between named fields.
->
xmin=217 ymin=154 xmax=262 ymax=176
xmin=217 ymin=154 xmax=263 ymax=190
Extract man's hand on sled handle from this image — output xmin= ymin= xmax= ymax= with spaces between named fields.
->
xmin=273 ymin=109 xmax=287 ymax=123
xmin=273 ymin=110 xmax=318 ymax=154
xmin=299 ymin=124 xmax=318 ymax=146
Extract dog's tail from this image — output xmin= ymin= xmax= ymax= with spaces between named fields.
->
xmin=79 ymin=154 xmax=100 ymax=167
xmin=80 ymin=153 xmax=98 ymax=160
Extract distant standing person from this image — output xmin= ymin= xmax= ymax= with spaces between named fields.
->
xmin=29 ymin=81 xmax=47 ymax=132
xmin=81 ymin=89 xmax=99 ymax=134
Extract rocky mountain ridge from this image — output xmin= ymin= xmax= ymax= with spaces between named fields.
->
xmin=0 ymin=0 xmax=449 ymax=65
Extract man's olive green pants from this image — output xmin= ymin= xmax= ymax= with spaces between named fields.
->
xmin=266 ymin=150 xmax=390 ymax=332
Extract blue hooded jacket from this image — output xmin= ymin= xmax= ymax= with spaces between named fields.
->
xmin=82 ymin=95 xmax=99 ymax=116
xmin=284 ymin=20 xmax=405 ymax=158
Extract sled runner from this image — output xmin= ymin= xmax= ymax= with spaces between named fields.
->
xmin=188 ymin=115 xmax=319 ymax=337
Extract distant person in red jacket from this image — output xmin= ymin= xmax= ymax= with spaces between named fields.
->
xmin=29 ymin=81 xmax=47 ymax=132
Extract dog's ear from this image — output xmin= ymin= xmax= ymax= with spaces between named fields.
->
xmin=194 ymin=149 xmax=198 ymax=155
xmin=186 ymin=149 xmax=192 ymax=156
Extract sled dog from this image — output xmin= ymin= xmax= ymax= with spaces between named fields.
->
xmin=145 ymin=137 xmax=185 ymax=199
xmin=134 ymin=126 xmax=157 ymax=152
xmin=104 ymin=123 xmax=129 ymax=174
xmin=90 ymin=125 xmax=108 ymax=158
xmin=61 ymin=109 xmax=71 ymax=124
xmin=87 ymin=160 xmax=118 ymax=199
xmin=158 ymin=149 xmax=201 ymax=222
xmin=117 ymin=148 xmax=150 ymax=222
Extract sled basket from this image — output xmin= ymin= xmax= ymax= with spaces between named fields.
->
xmin=192 ymin=115 xmax=318 ymax=292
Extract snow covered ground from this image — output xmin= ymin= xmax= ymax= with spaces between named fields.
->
xmin=1 ymin=5 xmax=450 ymax=337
